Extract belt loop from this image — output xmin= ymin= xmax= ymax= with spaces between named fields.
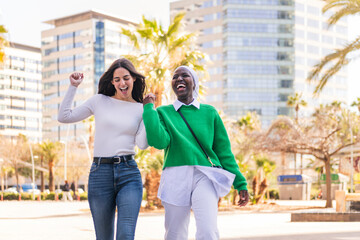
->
xmin=97 ymin=157 xmax=101 ymax=165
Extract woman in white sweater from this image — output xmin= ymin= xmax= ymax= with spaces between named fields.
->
xmin=58 ymin=58 xmax=148 ymax=240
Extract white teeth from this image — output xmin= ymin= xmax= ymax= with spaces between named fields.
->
xmin=177 ymin=84 xmax=186 ymax=89
xmin=120 ymin=87 xmax=128 ymax=90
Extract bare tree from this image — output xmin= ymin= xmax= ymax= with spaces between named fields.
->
xmin=65 ymin=141 xmax=91 ymax=189
xmin=0 ymin=134 xmax=29 ymax=191
xmin=257 ymin=102 xmax=360 ymax=207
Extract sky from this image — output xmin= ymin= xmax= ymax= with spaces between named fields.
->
xmin=0 ymin=0 xmax=359 ymax=105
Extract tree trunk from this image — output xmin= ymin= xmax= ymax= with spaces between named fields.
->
xmin=5 ymin=171 xmax=8 ymax=189
xmin=281 ymin=152 xmax=286 ymax=175
xmin=40 ymin=155 xmax=44 ymax=192
xmin=0 ymin=166 xmax=4 ymax=192
xmin=144 ymin=169 xmax=161 ymax=209
xmin=48 ymin=161 xmax=55 ymax=191
xmin=232 ymin=189 xmax=238 ymax=205
xmin=257 ymin=178 xmax=268 ymax=203
xmin=154 ymin=89 xmax=163 ymax=107
xmin=294 ymin=153 xmax=297 ymax=175
xmin=89 ymin=124 xmax=94 ymax=152
xmin=15 ymin=163 xmax=20 ymax=192
xmin=324 ymin=157 xmax=332 ymax=208
xmin=252 ymin=175 xmax=258 ymax=202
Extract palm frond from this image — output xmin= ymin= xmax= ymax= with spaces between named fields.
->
xmin=168 ymin=33 xmax=196 ymax=52
xmin=167 ymin=12 xmax=185 ymax=37
xmin=308 ymin=35 xmax=360 ymax=94
xmin=121 ymin=28 xmax=140 ymax=49
xmin=323 ymin=0 xmax=360 ymax=25
xmin=0 ymin=25 xmax=7 ymax=33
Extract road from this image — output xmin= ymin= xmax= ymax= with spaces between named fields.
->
xmin=0 ymin=201 xmax=359 ymax=240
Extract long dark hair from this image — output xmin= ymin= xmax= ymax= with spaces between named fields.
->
xmin=98 ymin=58 xmax=146 ymax=103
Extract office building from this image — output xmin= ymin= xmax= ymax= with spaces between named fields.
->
xmin=170 ymin=0 xmax=348 ymax=126
xmin=41 ymin=10 xmax=136 ymax=141
xmin=0 ymin=42 xmax=42 ymax=141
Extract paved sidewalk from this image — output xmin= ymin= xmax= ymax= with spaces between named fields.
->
xmin=0 ymin=201 xmax=359 ymax=240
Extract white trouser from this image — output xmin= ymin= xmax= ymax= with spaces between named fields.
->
xmin=162 ymin=168 xmax=219 ymax=240
xmin=63 ymin=191 xmax=73 ymax=201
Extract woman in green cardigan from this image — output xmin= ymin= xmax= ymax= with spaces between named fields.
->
xmin=143 ymin=66 xmax=248 ymax=240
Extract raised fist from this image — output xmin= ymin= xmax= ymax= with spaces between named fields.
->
xmin=69 ymin=72 xmax=84 ymax=87
xmin=143 ymin=93 xmax=156 ymax=106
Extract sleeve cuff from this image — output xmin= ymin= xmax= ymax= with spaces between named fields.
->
xmin=144 ymin=103 xmax=155 ymax=111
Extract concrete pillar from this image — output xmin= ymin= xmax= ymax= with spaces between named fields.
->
xmin=335 ymin=190 xmax=346 ymax=213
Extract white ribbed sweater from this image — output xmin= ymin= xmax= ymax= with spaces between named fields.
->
xmin=58 ymin=85 xmax=148 ymax=157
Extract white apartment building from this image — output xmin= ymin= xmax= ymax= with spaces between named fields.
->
xmin=0 ymin=42 xmax=42 ymax=141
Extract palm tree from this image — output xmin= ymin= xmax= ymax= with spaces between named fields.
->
xmin=39 ymin=141 xmax=60 ymax=191
xmin=82 ymin=116 xmax=95 ymax=152
xmin=287 ymin=92 xmax=307 ymax=122
xmin=0 ymin=25 xmax=8 ymax=64
xmin=237 ymin=112 xmax=261 ymax=135
xmin=122 ymin=12 xmax=207 ymax=106
xmin=308 ymin=0 xmax=360 ymax=94
xmin=252 ymin=154 xmax=276 ymax=204
xmin=351 ymin=97 xmax=360 ymax=112
xmin=287 ymin=93 xmax=307 ymax=175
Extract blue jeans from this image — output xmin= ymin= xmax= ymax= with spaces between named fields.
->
xmin=88 ymin=159 xmax=143 ymax=240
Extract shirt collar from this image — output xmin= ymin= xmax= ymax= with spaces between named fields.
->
xmin=173 ymin=99 xmax=200 ymax=111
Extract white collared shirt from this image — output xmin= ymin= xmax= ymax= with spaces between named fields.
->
xmin=173 ymin=98 xmax=200 ymax=111
xmin=157 ymin=99 xmax=235 ymax=206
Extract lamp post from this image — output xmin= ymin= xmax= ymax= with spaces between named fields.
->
xmin=60 ymin=124 xmax=70 ymax=182
xmin=350 ymin=117 xmax=354 ymax=193
xmin=80 ymin=135 xmax=92 ymax=165
xmin=59 ymin=141 xmax=67 ymax=181
xmin=28 ymin=143 xmax=36 ymax=200
xmin=348 ymin=108 xmax=354 ymax=193
xmin=0 ymin=158 xmax=4 ymax=193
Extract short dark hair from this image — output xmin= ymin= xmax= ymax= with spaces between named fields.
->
xmin=98 ymin=58 xmax=146 ymax=103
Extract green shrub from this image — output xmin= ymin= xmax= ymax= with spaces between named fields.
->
xmin=79 ymin=192 xmax=88 ymax=200
xmin=20 ymin=193 xmax=32 ymax=200
xmin=310 ymin=188 xmax=321 ymax=200
xmin=268 ymin=188 xmax=279 ymax=200
xmin=3 ymin=192 xmax=19 ymax=200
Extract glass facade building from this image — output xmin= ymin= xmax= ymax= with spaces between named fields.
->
xmin=41 ymin=10 xmax=136 ymax=141
xmin=0 ymin=42 xmax=42 ymax=141
xmin=170 ymin=0 xmax=348 ymax=126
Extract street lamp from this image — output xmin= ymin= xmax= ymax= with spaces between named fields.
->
xmin=59 ymin=140 xmax=67 ymax=181
xmin=0 ymin=158 xmax=4 ymax=193
xmin=347 ymin=108 xmax=355 ymax=193
xmin=28 ymin=143 xmax=36 ymax=200
xmin=350 ymin=117 xmax=354 ymax=193
xmin=80 ymin=135 xmax=92 ymax=165
xmin=60 ymin=124 xmax=71 ymax=182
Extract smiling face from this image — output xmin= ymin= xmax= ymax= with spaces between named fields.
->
xmin=172 ymin=67 xmax=195 ymax=104
xmin=111 ymin=67 xmax=135 ymax=102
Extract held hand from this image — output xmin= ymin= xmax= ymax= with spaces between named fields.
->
xmin=143 ymin=93 xmax=156 ymax=106
xmin=237 ymin=190 xmax=249 ymax=207
xmin=69 ymin=72 xmax=84 ymax=87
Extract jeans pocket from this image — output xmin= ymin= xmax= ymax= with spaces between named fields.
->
xmin=89 ymin=162 xmax=100 ymax=173
xmin=124 ymin=160 xmax=138 ymax=168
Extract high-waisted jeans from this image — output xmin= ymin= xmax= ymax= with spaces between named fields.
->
xmin=88 ymin=159 xmax=143 ymax=240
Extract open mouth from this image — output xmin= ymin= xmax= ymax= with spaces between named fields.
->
xmin=120 ymin=87 xmax=128 ymax=92
xmin=176 ymin=83 xmax=186 ymax=91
